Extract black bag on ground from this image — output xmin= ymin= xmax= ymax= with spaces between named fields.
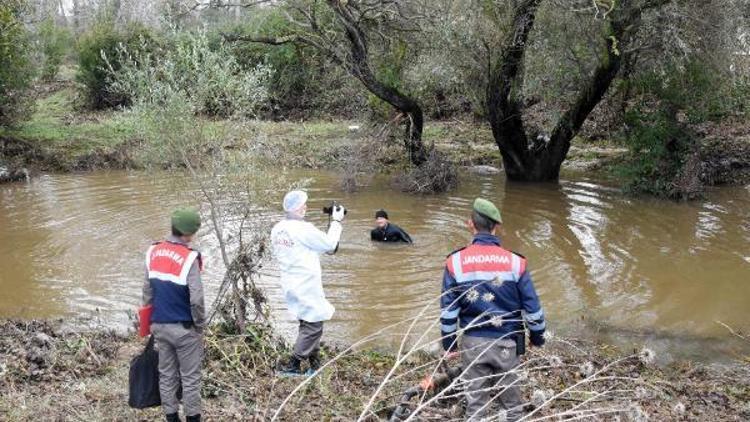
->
xmin=128 ymin=335 xmax=162 ymax=409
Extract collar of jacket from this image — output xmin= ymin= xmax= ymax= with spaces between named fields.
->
xmin=166 ymin=234 xmax=188 ymax=245
xmin=285 ymin=213 xmax=305 ymax=221
xmin=472 ymin=233 xmax=501 ymax=246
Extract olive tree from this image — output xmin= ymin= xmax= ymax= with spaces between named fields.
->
xmin=479 ymin=0 xmax=676 ymax=181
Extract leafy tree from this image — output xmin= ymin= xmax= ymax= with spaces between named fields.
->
xmin=476 ymin=0 xmax=675 ymax=181
xmin=0 ymin=0 xmax=34 ymax=127
xmin=225 ymin=0 xmax=431 ymax=166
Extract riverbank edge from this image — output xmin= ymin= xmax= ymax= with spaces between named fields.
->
xmin=1 ymin=318 xmax=748 ymax=421
xmin=2 ymin=83 xmax=749 ymax=196
xmin=0 ymin=83 xmax=627 ymax=184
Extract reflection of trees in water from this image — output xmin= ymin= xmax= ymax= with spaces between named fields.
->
xmin=500 ymin=182 xmax=598 ymax=325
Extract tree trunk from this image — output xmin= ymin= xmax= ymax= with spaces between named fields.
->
xmin=329 ymin=0 xmax=428 ymax=166
xmin=486 ymin=0 xmax=544 ymax=180
xmin=71 ymin=0 xmax=80 ymax=32
xmin=487 ymin=1 xmax=644 ymax=182
xmin=354 ymin=68 xmax=426 ymax=165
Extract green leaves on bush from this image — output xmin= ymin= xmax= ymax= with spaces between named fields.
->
xmin=0 ymin=0 xmax=34 ymax=128
xmin=76 ymin=22 xmax=158 ymax=109
xmin=616 ymin=61 xmax=730 ymax=198
xmin=226 ymin=9 xmax=364 ymax=118
xmin=107 ymin=29 xmax=271 ymax=119
xmin=37 ymin=18 xmax=72 ymax=82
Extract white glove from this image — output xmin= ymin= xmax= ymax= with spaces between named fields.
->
xmin=332 ymin=204 xmax=346 ymax=222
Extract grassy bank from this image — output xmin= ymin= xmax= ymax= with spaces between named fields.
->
xmin=5 ymin=82 xmax=748 ymax=195
xmin=1 ymin=83 xmax=628 ymax=178
xmin=1 ymin=319 xmax=748 ymax=421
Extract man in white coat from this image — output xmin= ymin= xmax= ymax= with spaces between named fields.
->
xmin=270 ymin=190 xmax=346 ymax=376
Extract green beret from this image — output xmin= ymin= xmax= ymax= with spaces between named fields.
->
xmin=171 ymin=208 xmax=201 ymax=235
xmin=473 ymin=198 xmax=502 ymax=224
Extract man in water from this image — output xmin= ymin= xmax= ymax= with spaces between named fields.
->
xmin=370 ymin=209 xmax=412 ymax=243
xmin=440 ymin=198 xmax=546 ymax=421
xmin=271 ymin=190 xmax=346 ymax=376
xmin=143 ymin=208 xmax=205 ymax=422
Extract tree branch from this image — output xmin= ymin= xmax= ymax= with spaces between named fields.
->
xmin=222 ymin=33 xmax=302 ymax=45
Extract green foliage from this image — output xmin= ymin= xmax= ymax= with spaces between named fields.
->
xmin=615 ymin=60 xmax=731 ymax=197
xmin=76 ymin=22 xmax=158 ymax=109
xmin=368 ymin=40 xmax=409 ymax=120
xmin=617 ymin=108 xmax=692 ymax=197
xmin=106 ymin=29 xmax=271 ymax=167
xmin=0 ymin=0 xmax=34 ymax=127
xmin=226 ymin=10 xmax=364 ymax=118
xmin=108 ymin=29 xmax=271 ymax=119
xmin=37 ymin=18 xmax=72 ymax=82
xmin=229 ymin=13 xmax=313 ymax=113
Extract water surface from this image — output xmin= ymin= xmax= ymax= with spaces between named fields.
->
xmin=1 ymin=170 xmax=748 ymax=362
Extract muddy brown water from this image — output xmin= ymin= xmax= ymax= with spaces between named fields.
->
xmin=1 ymin=170 xmax=748 ymax=363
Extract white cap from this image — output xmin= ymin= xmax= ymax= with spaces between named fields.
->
xmin=283 ymin=190 xmax=308 ymax=213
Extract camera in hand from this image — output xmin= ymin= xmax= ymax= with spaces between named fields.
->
xmin=322 ymin=201 xmax=348 ymax=215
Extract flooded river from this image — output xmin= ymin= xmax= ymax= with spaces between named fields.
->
xmin=1 ymin=170 xmax=748 ymax=362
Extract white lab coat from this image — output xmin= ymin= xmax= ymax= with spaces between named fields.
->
xmin=270 ymin=218 xmax=343 ymax=322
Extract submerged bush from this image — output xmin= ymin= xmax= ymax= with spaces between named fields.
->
xmin=76 ymin=22 xmax=158 ymax=109
xmin=0 ymin=0 xmax=34 ymax=127
xmin=392 ymin=150 xmax=458 ymax=194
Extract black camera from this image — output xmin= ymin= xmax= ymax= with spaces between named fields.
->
xmin=322 ymin=201 xmax=348 ymax=215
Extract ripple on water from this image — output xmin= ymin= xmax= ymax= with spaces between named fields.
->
xmin=1 ymin=170 xmax=750 ymax=362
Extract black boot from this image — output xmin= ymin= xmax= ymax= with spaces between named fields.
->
xmin=186 ymin=415 xmax=201 ymax=422
xmin=276 ymin=355 xmax=304 ymax=377
xmin=165 ymin=413 xmax=181 ymax=422
xmin=307 ymin=352 xmax=321 ymax=375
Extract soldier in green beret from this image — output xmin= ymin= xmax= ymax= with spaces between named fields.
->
xmin=143 ymin=208 xmax=205 ymax=422
xmin=440 ymin=198 xmax=547 ymax=421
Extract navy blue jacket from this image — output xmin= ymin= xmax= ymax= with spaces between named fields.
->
xmin=440 ymin=234 xmax=546 ymax=352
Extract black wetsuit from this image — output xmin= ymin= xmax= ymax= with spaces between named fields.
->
xmin=371 ymin=223 xmax=413 ymax=243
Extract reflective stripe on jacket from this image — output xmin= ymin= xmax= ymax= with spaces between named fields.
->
xmin=440 ymin=233 xmax=545 ymax=351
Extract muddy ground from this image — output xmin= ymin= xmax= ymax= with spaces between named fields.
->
xmin=1 ymin=319 xmax=748 ymax=421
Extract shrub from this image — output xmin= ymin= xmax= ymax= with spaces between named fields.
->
xmin=616 ymin=108 xmax=695 ymax=198
xmin=614 ymin=59 xmax=748 ymax=199
xmin=392 ymin=150 xmax=458 ymax=193
xmin=0 ymin=0 xmax=34 ymax=127
xmin=104 ymin=29 xmax=271 ymax=167
xmin=108 ymin=29 xmax=271 ymax=119
xmin=76 ymin=22 xmax=158 ymax=109
xmin=36 ymin=17 xmax=72 ymax=82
